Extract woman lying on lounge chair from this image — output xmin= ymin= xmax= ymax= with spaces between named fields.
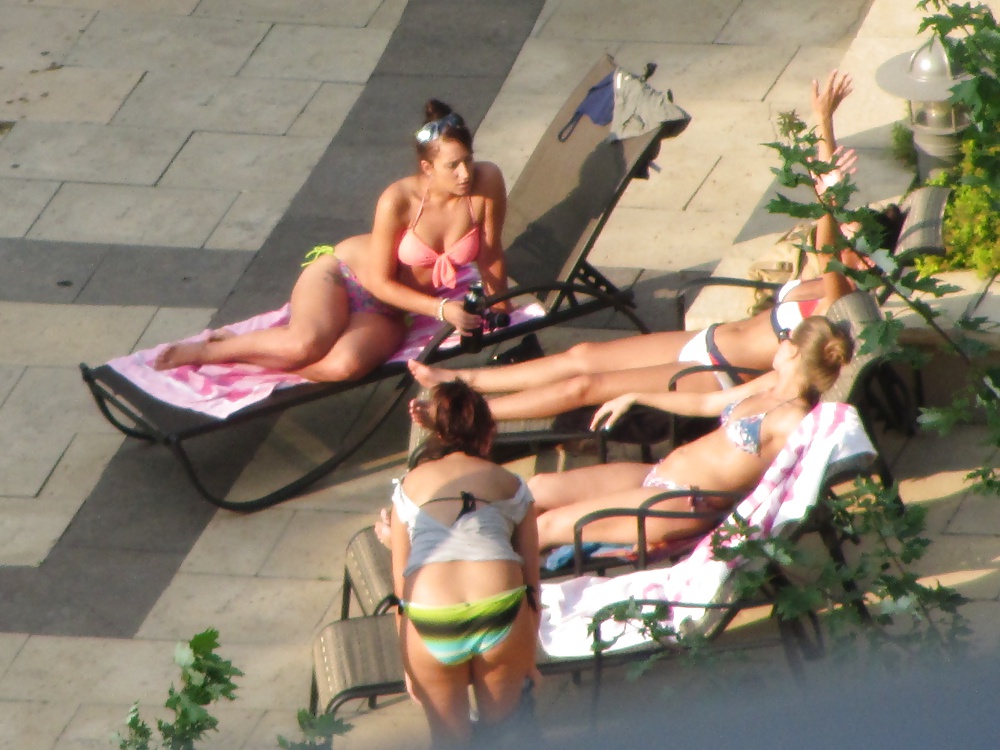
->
xmin=388 ymin=380 xmax=540 ymax=746
xmin=408 ymin=71 xmax=900 ymax=420
xmin=528 ymin=315 xmax=851 ymax=549
xmin=153 ymin=99 xmax=510 ymax=382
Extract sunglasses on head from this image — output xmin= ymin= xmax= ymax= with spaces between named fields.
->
xmin=777 ymin=328 xmax=793 ymax=343
xmin=415 ymin=113 xmax=464 ymax=144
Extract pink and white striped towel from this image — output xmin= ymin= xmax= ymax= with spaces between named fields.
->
xmin=107 ymin=293 xmax=545 ymax=419
xmin=538 ymin=401 xmax=876 ymax=658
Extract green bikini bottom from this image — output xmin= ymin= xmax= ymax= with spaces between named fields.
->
xmin=401 ymin=586 xmax=526 ymax=666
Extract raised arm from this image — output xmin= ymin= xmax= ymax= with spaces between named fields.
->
xmin=590 ymin=370 xmax=780 ymax=431
xmin=810 ymin=70 xmax=853 ymax=257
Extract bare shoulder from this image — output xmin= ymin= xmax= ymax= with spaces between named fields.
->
xmin=377 ymin=175 xmax=420 ymax=216
xmin=473 ymin=161 xmax=507 ymax=198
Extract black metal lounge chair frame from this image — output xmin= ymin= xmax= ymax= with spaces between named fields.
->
xmin=79 ymin=57 xmax=690 ymax=512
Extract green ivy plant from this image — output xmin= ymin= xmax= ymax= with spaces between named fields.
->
xmin=113 ymin=628 xmax=350 ymax=750
xmin=913 ymin=1 xmax=1000 ymax=277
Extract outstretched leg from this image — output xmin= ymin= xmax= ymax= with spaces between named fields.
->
xmin=530 ymin=464 xmax=720 ymax=548
xmin=154 ymin=254 xmax=351 ymax=371
xmin=484 ymin=360 xmax=726 ymax=421
xmin=408 ymin=329 xmax=699 ymax=393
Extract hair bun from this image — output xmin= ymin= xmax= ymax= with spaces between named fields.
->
xmin=424 ymin=98 xmax=453 ymax=123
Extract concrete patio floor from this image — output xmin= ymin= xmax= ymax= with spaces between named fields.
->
xmin=1 ymin=0 xmax=999 ymax=748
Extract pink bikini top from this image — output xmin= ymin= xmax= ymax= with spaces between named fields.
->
xmin=396 ymin=191 xmax=480 ymax=289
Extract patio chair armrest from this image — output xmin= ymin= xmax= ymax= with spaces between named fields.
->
xmin=675 ymin=277 xmax=781 ymax=328
xmin=667 ymin=364 xmax=767 ymax=391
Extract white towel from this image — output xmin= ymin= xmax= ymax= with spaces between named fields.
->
xmin=538 ymin=402 xmax=875 ymax=658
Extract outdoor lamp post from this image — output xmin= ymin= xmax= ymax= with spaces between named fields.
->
xmin=876 ymin=34 xmax=972 ymax=181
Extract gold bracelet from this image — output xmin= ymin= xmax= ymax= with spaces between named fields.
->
xmin=436 ymin=298 xmax=448 ymax=321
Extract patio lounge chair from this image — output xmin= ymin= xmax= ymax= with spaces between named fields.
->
xmin=78 ymin=56 xmax=691 ymax=512
xmin=311 ymin=401 xmax=879 ymax=718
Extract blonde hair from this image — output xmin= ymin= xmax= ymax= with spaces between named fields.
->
xmin=791 ymin=316 xmax=853 ymax=402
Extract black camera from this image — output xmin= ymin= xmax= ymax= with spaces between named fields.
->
xmin=459 ymin=284 xmax=510 ymax=353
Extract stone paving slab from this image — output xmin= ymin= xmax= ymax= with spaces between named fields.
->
xmin=160 ymin=132 xmax=330 ymax=198
xmin=0 ymin=433 xmax=122 ymax=565
xmin=193 ymin=0 xmax=386 ymax=27
xmin=715 ymin=0 xmax=869 ymax=46
xmin=0 ymin=178 xmax=60 ymax=240
xmin=133 ymin=307 xmax=215 ymax=352
xmin=240 ymin=25 xmax=392 ymax=83
xmin=29 ymin=184 xmax=237 ymax=248
xmin=112 ymin=72 xmax=321 ymax=135
xmin=0 ymin=239 xmax=105 ymax=304
xmin=77 ymin=245 xmax=253 ymax=306
xmin=136 ymin=573 xmax=338 ymax=644
xmin=538 ymin=0 xmax=739 ymax=44
xmin=65 ymin=12 xmax=269 ymax=76
xmin=0 ymin=302 xmax=152 ymax=365
xmin=284 ymin=82 xmax=364 ymax=139
xmin=0 ymin=6 xmax=94 ymax=70
xmin=0 ymin=67 xmax=141 ymax=125
xmin=0 ymin=121 xmax=189 ymax=184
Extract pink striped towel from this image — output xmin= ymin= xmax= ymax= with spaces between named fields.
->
xmin=108 ymin=298 xmax=545 ymax=419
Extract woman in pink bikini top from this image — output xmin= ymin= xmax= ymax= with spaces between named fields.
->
xmin=153 ymin=98 xmax=510 ymax=382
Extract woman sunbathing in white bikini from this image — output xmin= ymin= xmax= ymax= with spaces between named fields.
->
xmin=528 ymin=315 xmax=851 ymax=549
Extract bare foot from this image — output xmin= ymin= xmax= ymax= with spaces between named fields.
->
xmin=408 ymin=398 xmax=434 ymax=429
xmin=407 ymin=359 xmax=452 ymax=388
xmin=153 ymin=341 xmax=209 ymax=370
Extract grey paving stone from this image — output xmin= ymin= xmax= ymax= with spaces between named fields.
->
xmin=193 ymin=0 xmax=383 ymax=26
xmin=0 ymin=366 xmax=22 ymax=407
xmin=29 ymin=184 xmax=236 ymax=248
xmin=0 ymin=178 xmax=59 ymax=239
xmin=0 ymin=304 xmax=152 ymax=366
xmin=76 ymin=245 xmax=252 ymax=308
xmin=0 ymin=425 xmax=73 ymax=497
xmin=66 ymin=12 xmax=270 ymax=75
xmin=136 ymin=573 xmax=337 ymax=644
xmin=0 ymin=238 xmax=105 ymax=303
xmin=42 ymin=0 xmax=200 ymax=12
xmin=620 ymin=42 xmax=799 ymax=103
xmin=286 ymin=82 xmax=364 ymax=139
xmin=286 ymin=143 xmax=411 ymax=223
xmin=133 ymin=307 xmax=215 ymax=352
xmin=0 ymin=121 xmax=188 ymax=185
xmin=112 ymin=72 xmax=320 ymax=135
xmin=0 ymin=6 xmax=93 ymax=70
xmin=537 ymin=0 xmax=739 ymax=43
xmin=716 ymin=0 xmax=869 ymax=46
xmin=203 ymin=190 xmax=290 ymax=252
xmin=0 ymin=67 xmax=141 ymax=126
xmin=159 ymin=132 xmax=330 ymax=197
xmin=332 ymin=74 xmax=498 ymax=148
xmin=376 ymin=0 xmax=546 ymax=78
xmin=240 ymin=25 xmax=391 ymax=83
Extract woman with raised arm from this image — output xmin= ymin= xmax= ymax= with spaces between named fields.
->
xmin=388 ymin=381 xmax=540 ymax=746
xmin=154 ymin=99 xmax=509 ymax=382
xmin=409 ymin=71 xmax=898 ymax=421
xmin=528 ymin=316 xmax=852 ymax=549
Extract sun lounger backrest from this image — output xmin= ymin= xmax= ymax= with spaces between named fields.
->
xmin=503 ymin=58 xmax=687 ymax=307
